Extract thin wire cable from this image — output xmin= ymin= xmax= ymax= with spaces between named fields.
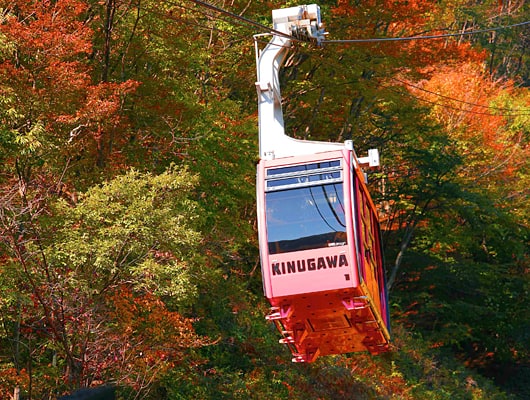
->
xmin=298 ymin=53 xmax=530 ymax=117
xmin=324 ymin=20 xmax=530 ymax=43
xmin=182 ymin=0 xmax=303 ymax=42
xmin=181 ymin=0 xmax=530 ymax=49
xmin=144 ymin=5 xmax=247 ymax=41
xmin=322 ymin=184 xmax=346 ymax=228
xmin=308 ymin=185 xmax=341 ymax=232
xmin=280 ymin=54 xmax=530 ymax=117
xmin=391 ymin=77 xmax=530 ymax=113
xmin=280 ymin=52 xmax=530 ymax=117
xmin=381 ymin=83 xmax=530 ymax=117
xmin=159 ymin=0 xmax=295 ymax=49
xmin=142 ymin=2 xmax=267 ymax=54
xmin=158 ymin=1 xmax=257 ymax=36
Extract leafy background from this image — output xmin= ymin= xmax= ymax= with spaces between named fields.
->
xmin=0 ymin=0 xmax=528 ymax=398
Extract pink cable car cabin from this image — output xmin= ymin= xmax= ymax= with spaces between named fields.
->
xmin=255 ymin=5 xmax=390 ymax=363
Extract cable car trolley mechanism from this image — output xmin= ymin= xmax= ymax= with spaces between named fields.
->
xmin=255 ymin=4 xmax=390 ymax=363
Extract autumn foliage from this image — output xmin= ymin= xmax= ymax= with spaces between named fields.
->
xmin=0 ymin=0 xmax=528 ymax=399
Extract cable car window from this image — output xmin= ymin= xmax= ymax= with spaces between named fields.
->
xmin=266 ymin=161 xmax=342 ymax=191
xmin=266 ymin=183 xmax=347 ymax=254
xmin=266 ymin=160 xmax=340 ymax=176
xmin=267 ymin=171 xmax=341 ymax=190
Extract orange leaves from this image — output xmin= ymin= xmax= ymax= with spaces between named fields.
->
xmin=44 ymin=60 xmax=91 ymax=90
xmin=0 ymin=1 xmax=92 ymax=128
xmin=405 ymin=63 xmax=526 ymax=184
xmin=96 ymin=286 xmax=209 ymax=391
xmin=332 ymin=0 xmax=358 ymax=17
xmin=0 ymin=368 xmax=30 ymax=399
xmin=1 ymin=0 xmax=92 ymax=61
xmin=106 ymin=286 xmax=207 ymax=359
xmin=65 ymin=80 xmax=139 ymax=127
xmin=329 ymin=0 xmax=486 ymax=75
xmin=332 ymin=0 xmax=438 ymax=36
xmin=0 ymin=0 xmax=142 ymax=170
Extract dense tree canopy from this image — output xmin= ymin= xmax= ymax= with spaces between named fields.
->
xmin=0 ymin=0 xmax=528 ymax=399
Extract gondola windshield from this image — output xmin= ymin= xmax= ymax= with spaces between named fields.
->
xmin=265 ymin=160 xmax=347 ymax=254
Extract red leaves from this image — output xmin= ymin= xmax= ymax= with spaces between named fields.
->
xmin=0 ymin=1 xmax=93 ymax=125
xmin=1 ymin=0 xmax=92 ymax=60
xmin=0 ymin=0 xmax=140 ymax=170
xmin=86 ymin=286 xmax=209 ymax=391
xmin=77 ymin=80 xmax=139 ymax=125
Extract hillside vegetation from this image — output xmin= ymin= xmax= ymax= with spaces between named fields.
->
xmin=0 ymin=1 xmax=528 ymax=398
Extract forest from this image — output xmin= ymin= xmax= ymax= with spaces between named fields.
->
xmin=0 ymin=0 xmax=528 ymax=399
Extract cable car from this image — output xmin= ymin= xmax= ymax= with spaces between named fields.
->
xmin=255 ymin=5 xmax=390 ymax=362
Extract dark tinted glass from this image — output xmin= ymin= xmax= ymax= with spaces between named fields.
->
xmin=266 ymin=183 xmax=347 ymax=254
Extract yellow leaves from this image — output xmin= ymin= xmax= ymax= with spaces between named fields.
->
xmin=130 ymin=257 xmax=198 ymax=302
xmin=52 ymin=166 xmax=202 ymax=303
xmin=13 ymin=120 xmax=46 ymax=154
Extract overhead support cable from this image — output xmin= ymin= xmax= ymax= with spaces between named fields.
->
xmin=390 ymin=77 xmax=530 ymax=114
xmin=323 ymin=20 xmax=530 ymax=44
xmin=381 ymin=83 xmax=530 ymax=117
xmin=179 ymin=0 xmax=530 ymax=46
xmin=164 ymin=1 xmax=529 ymax=116
xmin=183 ymin=0 xmax=303 ymax=42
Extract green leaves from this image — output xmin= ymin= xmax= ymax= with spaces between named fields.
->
xmin=0 ymin=165 xmax=204 ymax=393
xmin=50 ymin=166 xmax=201 ymax=297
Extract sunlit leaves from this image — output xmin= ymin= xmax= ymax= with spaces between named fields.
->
xmin=51 ymin=166 xmax=201 ymax=294
xmin=0 ymin=166 xmax=205 ymax=394
xmin=0 ymin=0 xmax=139 ymax=181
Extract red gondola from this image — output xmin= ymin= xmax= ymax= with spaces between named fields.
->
xmin=255 ymin=5 xmax=390 ymax=362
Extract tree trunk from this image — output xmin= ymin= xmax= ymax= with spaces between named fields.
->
xmin=387 ymin=223 xmax=415 ymax=290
